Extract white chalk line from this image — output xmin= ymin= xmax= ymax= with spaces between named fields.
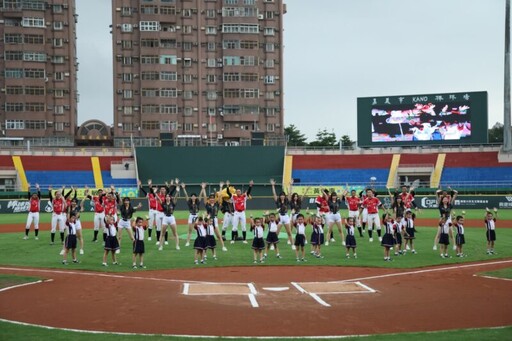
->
xmin=291 ymin=282 xmax=331 ymax=307
xmin=0 ymin=318 xmax=510 ymax=340
xmin=474 ymin=274 xmax=512 ymax=282
xmin=248 ymin=294 xmax=259 ymax=308
xmin=0 ymin=279 xmax=44 ymax=293
xmin=182 ymin=283 xmax=189 ymax=295
xmin=355 ymin=281 xmax=377 ymax=293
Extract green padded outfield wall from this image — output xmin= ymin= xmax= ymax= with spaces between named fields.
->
xmin=135 ymin=146 xmax=285 ymax=196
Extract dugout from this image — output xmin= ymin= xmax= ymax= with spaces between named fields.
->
xmin=135 ymin=146 xmax=285 ymax=196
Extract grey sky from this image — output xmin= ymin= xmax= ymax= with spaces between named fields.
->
xmin=76 ymin=0 xmax=509 ymax=142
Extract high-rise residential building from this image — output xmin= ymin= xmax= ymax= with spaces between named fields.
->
xmin=0 ymin=0 xmax=78 ymax=146
xmin=111 ymin=0 xmax=286 ymax=147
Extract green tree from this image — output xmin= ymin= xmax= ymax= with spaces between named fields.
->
xmin=284 ymin=124 xmax=308 ymax=146
xmin=488 ymin=122 xmax=504 ymax=143
xmin=340 ymin=135 xmax=355 ymax=150
xmin=309 ymin=129 xmax=337 ymax=146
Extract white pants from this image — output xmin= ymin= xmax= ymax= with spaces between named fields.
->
xmin=156 ymin=211 xmax=164 ymax=231
xmin=222 ymin=212 xmax=233 ymax=231
xmin=51 ymin=213 xmax=66 ymax=233
xmin=26 ymin=212 xmax=40 ymax=229
xmin=361 ymin=208 xmax=369 ymax=223
xmin=75 ymin=219 xmax=82 ymax=230
xmin=328 ymin=212 xmax=342 ymax=224
xmin=118 ymin=219 xmax=132 ymax=229
xmin=188 ymin=214 xmax=198 ymax=224
xmin=162 ymin=215 xmax=176 ymax=226
xmin=367 ymin=213 xmax=381 ymax=230
xmin=232 ymin=211 xmax=247 ymax=232
xmin=348 ymin=210 xmax=361 ymax=226
xmin=148 ymin=209 xmax=158 ymax=229
xmin=94 ymin=212 xmax=105 ymax=231
xmin=279 ymin=214 xmax=291 ymax=225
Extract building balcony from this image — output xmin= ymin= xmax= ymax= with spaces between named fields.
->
xmin=221 ymin=114 xmax=261 ymax=122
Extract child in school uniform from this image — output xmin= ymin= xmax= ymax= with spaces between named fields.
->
xmin=434 ymin=216 xmax=454 ymax=258
xmin=132 ymin=217 xmax=147 ymax=269
xmin=250 ymin=216 xmax=266 ymax=263
xmin=344 ymin=217 xmax=357 ymax=259
xmin=193 ymin=217 xmax=207 ymax=264
xmin=311 ymin=214 xmax=325 ymax=258
xmin=453 ymin=215 xmax=466 ymax=257
xmin=394 ymin=215 xmax=404 ymax=256
xmin=294 ymin=214 xmax=307 ymax=262
xmin=403 ymin=209 xmax=417 ymax=254
xmin=485 ymin=208 xmax=498 ymax=255
xmin=381 ymin=214 xmax=396 ymax=261
xmin=62 ymin=214 xmax=79 ymax=265
xmin=264 ymin=212 xmax=281 ymax=259
xmin=103 ymin=215 xmax=120 ymax=266
xmin=205 ymin=217 xmax=218 ymax=261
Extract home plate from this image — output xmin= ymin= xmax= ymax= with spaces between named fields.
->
xmin=262 ymin=287 xmax=289 ymax=292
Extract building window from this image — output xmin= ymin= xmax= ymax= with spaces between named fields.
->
xmin=25 ymin=120 xmax=46 ymax=130
xmin=182 ymin=42 xmax=192 ymax=51
xmin=142 ymin=88 xmax=159 ymax=97
xmin=122 ymin=57 xmax=133 ymax=65
xmin=222 ymin=24 xmax=259 ymax=34
xmin=141 ymin=55 xmax=159 ymax=64
xmin=160 ymin=39 xmax=177 ymax=48
xmin=159 ymin=71 xmax=177 ymax=81
xmin=5 ymin=69 xmax=23 ymax=79
xmin=122 ymin=90 xmax=133 ymax=99
xmin=6 ymin=86 xmax=23 ymax=95
xmin=5 ymin=51 xmax=23 ymax=61
xmin=182 ymin=25 xmax=192 ymax=34
xmin=241 ymin=73 xmax=258 ymax=82
xmin=140 ymin=21 xmax=160 ymax=31
xmin=264 ymin=27 xmax=275 ymax=36
xmin=142 ymin=121 xmax=160 ymax=130
xmin=140 ymin=5 xmax=158 ymax=14
xmin=4 ymin=34 xmax=23 ymax=44
xmin=25 ymin=103 xmax=45 ymax=112
xmin=160 ymin=6 xmax=176 ymax=15
xmin=223 ymin=56 xmax=255 ymax=66
xmin=124 ymin=106 xmax=133 ymax=115
xmin=53 ymin=21 xmax=64 ymax=30
xmin=265 ymin=91 xmax=275 ymax=99
xmin=51 ymin=56 xmax=65 ymax=64
xmin=5 ymin=103 xmax=24 ymax=112
xmin=24 ymin=86 xmax=45 ymax=95
xmin=123 ymin=123 xmax=134 ymax=131
xmin=54 ymin=90 xmax=64 ymax=98
xmin=207 ymin=42 xmax=216 ymax=51
xmin=222 ymin=7 xmax=258 ymax=17
xmin=223 ymin=40 xmax=240 ymax=49
xmin=265 ymin=59 xmax=275 ymax=68
xmin=207 ymin=74 xmax=216 ymax=83
xmin=52 ymin=4 xmax=63 ymax=13
xmin=160 ymin=55 xmax=177 ymax=65
xmin=54 ymin=106 xmax=65 ymax=114
xmin=207 ymin=58 xmax=217 ymax=67
xmin=224 ymin=0 xmax=238 ymax=4
xmin=206 ymin=9 xmax=216 ymax=18
xmin=183 ymin=58 xmax=192 ymax=67
xmin=183 ymin=91 xmax=193 ymax=99
xmin=141 ymin=39 xmax=158 ymax=48
xmin=142 ymin=72 xmax=159 ymax=81
xmin=161 ymin=105 xmax=178 ymax=114
xmin=265 ymin=11 xmax=274 ymax=19
xmin=55 ymin=122 xmax=64 ymax=131
xmin=183 ymin=107 xmax=193 ymax=116
xmin=22 ymin=17 xmax=45 ymax=28
xmin=266 ymin=123 xmax=275 ymax=132
xmin=206 ymin=26 xmax=217 ymax=35
xmin=183 ymin=74 xmax=193 ymax=83
xmin=159 ymin=88 xmax=178 ymax=97
xmin=182 ymin=9 xmax=192 ymax=17
xmin=6 ymin=120 xmax=25 ymax=130
xmin=54 ymin=72 xmax=65 ymax=81
xmin=184 ymin=123 xmax=193 ymax=131
xmin=160 ymin=121 xmax=171 ymax=132
xmin=53 ymin=38 xmax=64 ymax=47
xmin=266 ymin=107 xmax=277 ymax=116
xmin=244 ymin=0 xmax=256 ymax=5
xmin=264 ymin=75 xmax=275 ymax=84
xmin=122 ymin=40 xmax=133 ymax=49
xmin=206 ymin=91 xmax=218 ymax=100
xmin=208 ymin=107 xmax=216 ymax=116
xmin=121 ymin=24 xmax=133 ymax=32
xmin=24 ymin=34 xmax=44 ymax=44
xmin=122 ymin=73 xmax=133 ymax=82
xmin=24 ymin=69 xmax=45 ymax=78
xmin=265 ymin=43 xmax=275 ymax=52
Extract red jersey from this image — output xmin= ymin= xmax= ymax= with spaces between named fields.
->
xmin=346 ymin=196 xmax=361 ymax=211
xmin=362 ymin=197 xmax=381 ymax=214
xmin=53 ymin=198 xmax=65 ymax=214
xmin=104 ymin=198 xmax=117 ymax=216
xmin=400 ymin=192 xmax=414 ymax=209
xmin=156 ymin=193 xmax=165 ymax=212
xmin=92 ymin=196 xmax=105 ymax=213
xmin=148 ymin=193 xmax=157 ymax=210
xmin=315 ymin=195 xmax=329 ymax=213
xmin=29 ymin=197 xmax=40 ymax=213
xmin=233 ymin=194 xmax=247 ymax=212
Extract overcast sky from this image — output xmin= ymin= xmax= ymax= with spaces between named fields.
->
xmin=76 ymin=0 xmax=510 ymax=142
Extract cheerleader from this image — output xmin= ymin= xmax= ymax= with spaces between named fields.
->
xmin=62 ymin=214 xmax=79 ymax=265
xmin=156 ymin=190 xmax=180 ymax=251
xmin=193 ymin=217 xmax=207 ymax=264
xmin=270 ymin=179 xmax=294 ymax=248
xmin=434 ymin=216 xmax=454 ymax=258
xmin=24 ymin=183 xmax=41 ymax=240
xmin=344 ymin=188 xmax=362 ymax=237
xmin=436 ymin=187 xmax=458 ymax=222
xmin=48 ymin=186 xmax=67 ymax=245
xmin=345 ymin=217 xmax=357 ymax=258
xmin=403 ymin=209 xmax=417 ymax=254
xmin=138 ymin=179 xmax=156 ymax=241
xmin=388 ymin=188 xmax=405 ymax=219
xmin=205 ymin=217 xmax=218 ymax=260
xmin=289 ymin=180 xmax=309 ymax=224
xmin=310 ymin=214 xmax=325 ymax=258
xmin=202 ymin=183 xmax=227 ymax=252
xmin=381 ymin=214 xmax=396 ymax=261
xmin=485 ymin=208 xmax=498 ymax=255
xmin=453 ymin=215 xmax=466 ymax=257
xmin=59 ymin=197 xmax=85 ymax=256
xmin=264 ymin=212 xmax=281 ymax=259
xmin=294 ymin=214 xmax=308 ymax=262
xmin=132 ymin=217 xmax=147 ymax=269
xmin=103 ymin=215 xmax=120 ymax=266
xmin=325 ymin=192 xmax=345 ymax=246
xmin=250 ymin=217 xmax=265 ymax=263
xmin=118 ymin=197 xmax=141 ymax=251
xmin=85 ymin=186 xmax=106 ymax=243
xmin=393 ymin=215 xmax=404 ymax=256
xmin=183 ymin=183 xmax=201 ymax=247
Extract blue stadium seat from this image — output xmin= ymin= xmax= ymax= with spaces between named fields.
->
xmin=25 ymin=171 xmax=95 ymax=187
xmin=441 ymin=167 xmax=512 ymax=183
xmin=101 ymin=171 xmax=137 ymax=187
xmin=292 ymin=169 xmax=390 ymax=185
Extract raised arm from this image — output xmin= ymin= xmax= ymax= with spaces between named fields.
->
xmin=138 ymin=180 xmax=148 ymax=197
xmin=173 ymin=185 xmax=181 ymax=204
xmin=181 ymin=183 xmax=189 ymax=201
xmin=48 ymin=186 xmax=54 ymax=201
xmin=27 ymin=183 xmax=32 ymax=200
xmin=246 ymin=180 xmax=254 ymax=198
xmin=450 ymin=187 xmax=458 ymax=204
xmin=270 ymin=179 xmax=278 ymax=201
xmin=226 ymin=180 xmax=233 ymax=199
xmin=200 ymin=183 xmax=207 ymax=205
xmin=64 ymin=186 xmax=73 ymax=200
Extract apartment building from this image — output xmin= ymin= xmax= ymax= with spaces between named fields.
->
xmin=112 ymin=0 xmax=286 ymax=146
xmin=0 ymin=0 xmax=78 ymax=146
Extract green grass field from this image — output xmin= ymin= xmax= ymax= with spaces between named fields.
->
xmin=0 ymin=209 xmax=510 ymax=272
xmin=1 ymin=209 xmax=510 ymax=340
xmin=481 ymin=267 xmax=512 ymax=279
xmin=0 ymin=274 xmax=41 ymax=290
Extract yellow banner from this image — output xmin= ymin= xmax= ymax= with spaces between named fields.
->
xmin=48 ymin=187 xmax=139 ymax=199
xmin=291 ymin=186 xmax=366 ymax=196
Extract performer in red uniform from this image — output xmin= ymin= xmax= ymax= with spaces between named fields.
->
xmin=24 ymin=183 xmax=41 ymax=240
xmin=86 ymin=186 xmax=106 ymax=242
xmin=138 ymin=179 xmax=157 ymax=241
xmin=49 ymin=186 xmax=67 ymax=245
xmin=344 ymin=188 xmax=363 ymax=237
xmin=227 ymin=180 xmax=253 ymax=244
xmin=361 ymin=188 xmax=382 ymax=242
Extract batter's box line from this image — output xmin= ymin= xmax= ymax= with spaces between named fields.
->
xmin=291 ymin=281 xmax=376 ymax=307
xmin=182 ymin=282 xmax=259 ymax=308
